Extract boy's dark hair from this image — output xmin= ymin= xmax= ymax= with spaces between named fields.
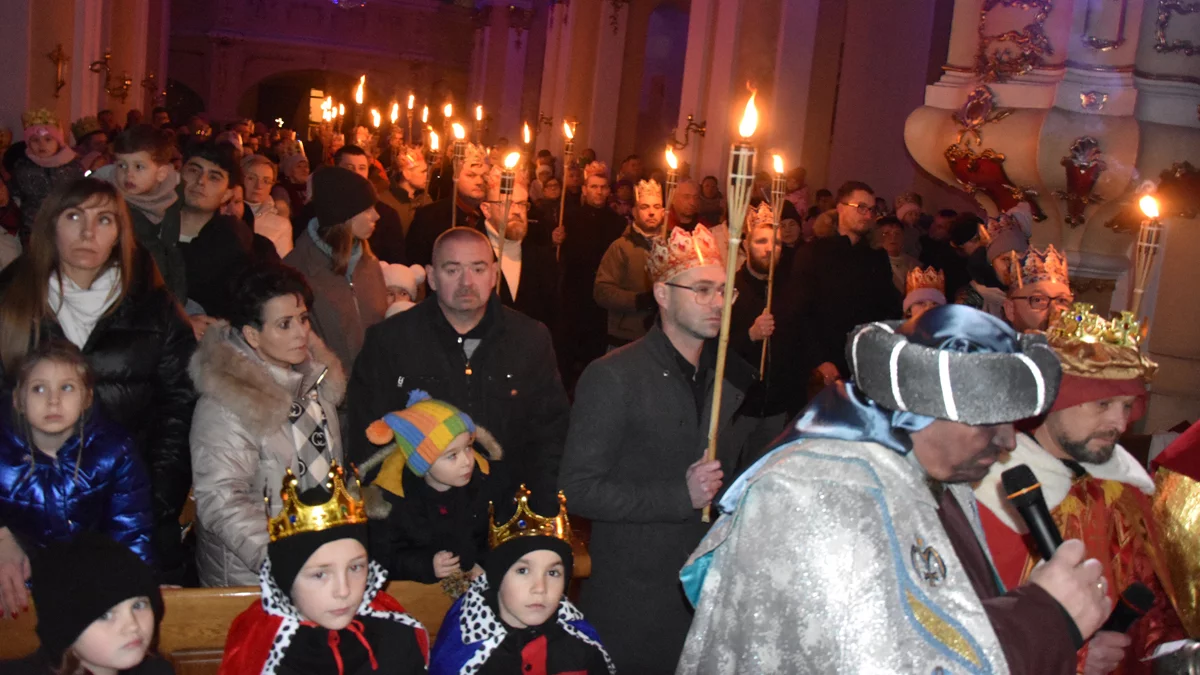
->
xmin=113 ymin=124 xmax=173 ymax=165
xmin=876 ymin=215 xmax=903 ymax=231
xmin=815 ymin=188 xmax=833 ymax=199
xmin=950 ymin=213 xmax=986 ymax=246
xmin=536 ymin=149 xmax=552 ymax=159
xmin=623 ymin=154 xmax=641 ymax=163
xmin=836 ymin=181 xmax=875 ymax=203
xmin=333 ymin=144 xmax=369 ymax=164
xmin=227 ymin=264 xmax=314 ymax=331
xmin=183 ymin=139 xmax=242 ymax=188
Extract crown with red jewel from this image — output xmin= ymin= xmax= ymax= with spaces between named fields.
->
xmin=647 ymin=223 xmax=724 ymax=283
xmin=1007 ymin=244 xmax=1069 ymax=289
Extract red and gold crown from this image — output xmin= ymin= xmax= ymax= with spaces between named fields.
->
xmin=647 ymin=223 xmax=724 ymax=283
xmin=267 ymin=461 xmax=368 ymax=543
xmin=489 ymin=485 xmax=572 ymax=549
xmin=906 ymin=266 xmax=945 ymax=296
xmin=745 ymin=202 xmax=774 ymax=230
xmin=22 ymin=108 xmax=59 ymax=130
xmin=584 ymin=161 xmax=608 ymax=180
xmin=1007 ymin=244 xmax=1069 ymax=289
xmin=1047 ymin=303 xmax=1157 ymax=381
xmin=635 ymin=179 xmax=663 ymax=205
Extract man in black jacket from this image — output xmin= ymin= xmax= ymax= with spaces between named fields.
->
xmin=348 ymin=227 xmax=570 ymax=510
xmin=782 ymin=180 xmax=901 ymax=382
xmin=481 ymin=166 xmax=559 ymax=329
xmin=404 ymin=144 xmax=488 ymax=266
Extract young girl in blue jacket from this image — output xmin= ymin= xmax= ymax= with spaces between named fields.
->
xmin=0 ymin=340 xmax=153 ymax=618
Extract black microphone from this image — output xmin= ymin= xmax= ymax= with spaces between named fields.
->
xmin=1099 ymin=582 xmax=1155 ymax=633
xmin=1002 ymin=465 xmax=1062 ymax=560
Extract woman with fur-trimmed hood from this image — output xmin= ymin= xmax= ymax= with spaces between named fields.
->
xmin=189 ymin=264 xmax=347 ymax=587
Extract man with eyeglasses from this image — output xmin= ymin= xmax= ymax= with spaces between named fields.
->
xmin=479 ymin=163 xmax=559 ymax=328
xmin=783 ymin=180 xmax=901 ymax=385
xmin=562 ymin=224 xmax=769 ymax=674
xmin=1003 ymin=244 xmax=1074 ymax=333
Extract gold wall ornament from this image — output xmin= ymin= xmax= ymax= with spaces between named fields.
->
xmin=1155 ymin=0 xmax=1200 ymax=55
xmin=669 ymin=114 xmax=707 ymax=151
xmin=1079 ymin=90 xmax=1109 ymax=111
xmin=952 ymin=86 xmax=1014 ymax=147
xmin=1081 ymin=0 xmax=1130 ymax=51
xmin=1053 ymin=136 xmax=1106 ymax=228
xmin=976 ymin=0 xmax=1055 ymax=82
xmin=88 ymin=49 xmax=133 ymax=104
xmin=46 ymin=44 xmax=69 ymax=98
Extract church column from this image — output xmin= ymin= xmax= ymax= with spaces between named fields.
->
xmin=71 ymin=0 xmax=106 ymax=121
xmin=582 ymin=0 xmax=630 ymax=165
xmin=675 ymin=0 xmax=744 ymax=179
xmin=0 ymin=0 xmax=33 ymax=131
xmin=470 ymin=1 xmax=535 ymax=145
xmin=108 ymin=0 xmax=151 ymax=118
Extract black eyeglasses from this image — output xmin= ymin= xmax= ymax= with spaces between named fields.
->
xmin=841 ymin=201 xmax=877 ymax=215
xmin=1012 ymin=293 xmax=1074 ymax=310
xmin=664 ymin=282 xmax=738 ymax=305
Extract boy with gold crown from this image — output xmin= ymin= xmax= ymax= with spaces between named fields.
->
xmin=975 ymin=304 xmax=1188 ymax=674
xmin=903 ymin=266 xmax=946 ymax=320
xmin=219 ymin=462 xmax=430 ymax=675
xmin=429 ymin=486 xmax=614 ymax=675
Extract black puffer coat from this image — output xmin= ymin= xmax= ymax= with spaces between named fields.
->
xmin=0 ymin=247 xmax=198 ymax=582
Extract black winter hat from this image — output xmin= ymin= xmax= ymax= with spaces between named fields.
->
xmin=31 ymin=532 xmax=164 ymax=664
xmin=267 ymin=486 xmax=370 ymax=595
xmin=484 ymin=536 xmax=575 ymax=595
xmin=311 ymin=166 xmax=377 ymax=232
xmin=950 ymin=213 xmax=986 ymax=247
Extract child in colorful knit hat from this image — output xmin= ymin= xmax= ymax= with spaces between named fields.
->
xmin=360 ymin=390 xmax=504 ymax=591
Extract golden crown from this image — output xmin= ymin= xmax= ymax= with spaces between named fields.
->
xmin=584 ymin=161 xmax=608 ymax=180
xmin=647 ymin=223 xmax=724 ymax=283
xmin=745 ymin=202 xmax=775 ymax=230
xmin=635 ymin=179 xmax=663 ymax=204
xmin=906 ymin=266 xmax=945 ymax=296
xmin=267 ymin=461 xmax=368 ymax=543
xmin=489 ymin=485 xmax=572 ymax=549
xmin=71 ymin=116 xmax=102 ymax=141
xmin=22 ymin=108 xmax=59 ymax=130
xmin=1007 ymin=244 xmax=1069 ymax=289
xmin=1046 ymin=303 xmax=1157 ymax=381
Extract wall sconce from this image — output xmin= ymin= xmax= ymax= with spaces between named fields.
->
xmin=669 ymin=114 xmax=707 ymax=151
xmin=142 ymin=72 xmax=165 ymax=105
xmin=89 ymin=49 xmax=133 ymax=103
xmin=47 ymin=44 xmax=69 ymax=98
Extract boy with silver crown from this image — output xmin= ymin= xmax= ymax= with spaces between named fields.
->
xmin=430 ymin=486 xmax=614 ymax=675
xmin=219 ymin=462 xmax=429 ymax=675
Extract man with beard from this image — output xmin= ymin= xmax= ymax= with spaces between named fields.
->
xmin=347 ymin=226 xmax=570 ymax=510
xmin=389 ymin=146 xmax=432 ymax=239
xmin=556 ymin=161 xmax=627 ymax=383
xmin=1004 ymin=244 xmax=1074 ymax=333
xmin=406 ymin=143 xmax=488 ymax=266
xmin=680 ymin=304 xmax=1111 ymax=675
xmin=976 ymin=304 xmax=1187 ymax=675
xmin=594 ymin=179 xmax=665 ymax=349
xmin=561 ymin=224 xmax=765 ymax=674
xmin=481 ymin=164 xmax=558 ymax=328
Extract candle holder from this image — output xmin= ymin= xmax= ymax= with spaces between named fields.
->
xmin=1131 ymin=194 xmax=1163 ymax=317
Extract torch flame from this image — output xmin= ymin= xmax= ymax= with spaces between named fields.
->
xmin=422 ymin=106 xmax=429 ymax=123
xmin=476 ymin=105 xmax=483 ymax=122
xmin=504 ymin=151 xmax=521 ymax=170
xmin=390 ymin=103 xmax=399 ymax=124
xmin=371 ymin=109 xmax=381 ymax=128
xmin=563 ymin=121 xmax=574 ymax=140
xmin=338 ymin=103 xmax=345 ymax=117
xmin=443 ymin=103 xmax=453 ymax=118
xmin=1140 ymin=194 xmax=1160 ymax=219
xmin=321 ymin=96 xmax=332 ymax=112
xmin=355 ymin=75 xmax=365 ymax=105
xmin=523 ymin=122 xmax=531 ymax=144
xmin=738 ymin=90 xmax=758 ymax=139
xmin=665 ymin=146 xmax=678 ymax=171
xmin=429 ymin=131 xmax=440 ymax=152
xmin=452 ymin=123 xmax=466 ymax=140
xmin=407 ymin=94 xmax=415 ymax=110
xmin=773 ymin=154 xmax=784 ymax=174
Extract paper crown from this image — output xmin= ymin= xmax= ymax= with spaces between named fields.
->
xmin=396 ymin=146 xmax=426 ymax=169
xmin=22 ymin=108 xmax=59 ymax=130
xmin=745 ymin=202 xmax=775 ymax=230
xmin=647 ymin=223 xmax=724 ymax=283
xmin=276 ymin=139 xmax=305 ymax=158
xmin=71 ymin=116 xmax=102 ymax=141
xmin=1007 ymin=244 xmax=1069 ymax=289
xmin=489 ymin=485 xmax=572 ymax=549
xmin=906 ymin=266 xmax=945 ymax=296
xmin=584 ymin=161 xmax=608 ymax=180
xmin=267 ymin=461 xmax=368 ymax=544
xmin=1046 ymin=303 xmax=1157 ymax=381
xmin=459 ymin=142 xmax=488 ymax=168
xmin=635 ymin=179 xmax=663 ymax=204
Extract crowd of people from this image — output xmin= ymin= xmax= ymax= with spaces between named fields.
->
xmin=0 ymin=102 xmax=1195 ymax=675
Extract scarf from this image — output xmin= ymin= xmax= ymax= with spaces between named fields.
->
xmin=91 ymin=164 xmax=180 ymax=224
xmin=307 ymin=218 xmax=363 ymax=281
xmin=47 ymin=267 xmax=121 ymax=349
xmin=25 ymin=145 xmax=78 ymax=169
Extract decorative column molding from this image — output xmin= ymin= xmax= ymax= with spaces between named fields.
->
xmin=583 ymin=0 xmax=628 ymax=164
xmin=71 ymin=0 xmax=105 ymax=120
xmin=770 ymin=0 xmax=821 ymax=169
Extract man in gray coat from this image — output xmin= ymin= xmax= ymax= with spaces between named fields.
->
xmin=560 ymin=223 xmax=773 ymax=674
xmin=593 ymin=178 xmax=665 ymax=349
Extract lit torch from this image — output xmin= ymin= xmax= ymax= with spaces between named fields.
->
xmin=760 ymin=153 xmax=787 ymax=377
xmin=1131 ymin=194 xmax=1163 ymax=317
xmin=450 ymin=123 xmax=468 ymax=229
xmin=496 ymin=151 xmax=523 ymax=294
xmin=665 ymin=146 xmax=679 ymax=234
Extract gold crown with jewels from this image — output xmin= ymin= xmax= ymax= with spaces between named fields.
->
xmin=906 ymin=266 xmax=945 ymax=296
xmin=1007 ymin=244 xmax=1069 ymax=289
xmin=22 ymin=108 xmax=59 ymax=130
xmin=635 ymin=179 xmax=663 ymax=204
xmin=1046 ymin=303 xmax=1157 ymax=381
xmin=489 ymin=485 xmax=572 ymax=549
xmin=267 ymin=461 xmax=368 ymax=543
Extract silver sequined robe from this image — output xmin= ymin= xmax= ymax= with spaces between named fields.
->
xmin=677 ymin=438 xmax=1011 ymax=674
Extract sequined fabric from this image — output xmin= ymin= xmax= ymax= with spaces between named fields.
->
xmin=1154 ymin=467 xmax=1200 ymax=639
xmin=677 ymin=439 xmax=1009 ymax=674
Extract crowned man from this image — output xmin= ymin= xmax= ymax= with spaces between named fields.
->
xmin=389 ymin=145 xmax=432 ymax=239
xmin=561 ymin=224 xmax=770 ymax=674
xmin=680 ymin=304 xmax=1114 ymax=674
xmin=406 ymin=142 xmax=489 ymax=266
xmin=481 ymin=164 xmax=559 ymax=328
xmin=1004 ymin=244 xmax=1074 ymax=333
xmin=593 ymin=179 xmax=665 ymax=349
xmin=976 ymin=304 xmax=1188 ymax=675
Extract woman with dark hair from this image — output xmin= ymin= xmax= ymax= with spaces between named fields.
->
xmin=188 ymin=263 xmax=346 ymax=587
xmin=283 ymin=166 xmax=387 ymax=370
xmin=0 ymin=178 xmax=197 ymax=585
xmin=697 ymin=175 xmax=726 ymax=225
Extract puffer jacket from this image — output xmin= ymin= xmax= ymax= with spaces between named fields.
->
xmin=0 ymin=407 xmax=154 ymax=564
xmin=188 ymin=324 xmax=347 ymax=587
xmin=9 ymin=155 xmax=84 ymax=240
xmin=0 ymin=247 xmax=198 ymax=582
